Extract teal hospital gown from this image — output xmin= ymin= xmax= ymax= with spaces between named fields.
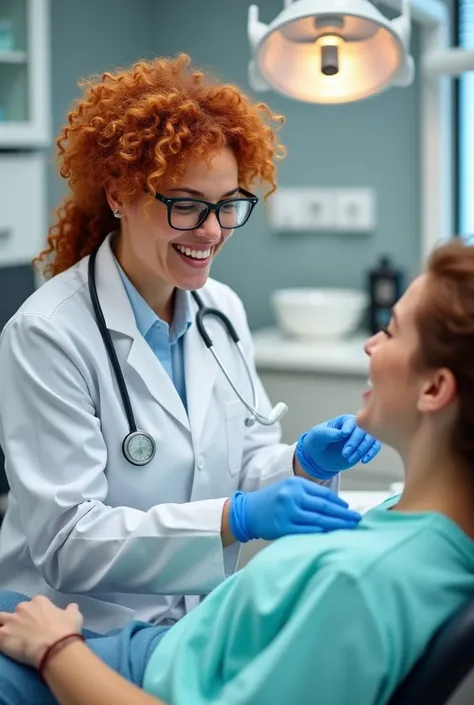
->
xmin=143 ymin=497 xmax=474 ymax=705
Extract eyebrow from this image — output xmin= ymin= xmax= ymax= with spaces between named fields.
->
xmin=167 ymin=187 xmax=240 ymax=199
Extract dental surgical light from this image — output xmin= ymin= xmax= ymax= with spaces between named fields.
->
xmin=247 ymin=0 xmax=414 ymax=104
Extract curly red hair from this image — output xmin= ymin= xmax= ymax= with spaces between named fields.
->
xmin=35 ymin=53 xmax=285 ymax=277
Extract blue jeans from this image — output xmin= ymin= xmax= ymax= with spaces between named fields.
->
xmin=0 ymin=591 xmax=169 ymax=705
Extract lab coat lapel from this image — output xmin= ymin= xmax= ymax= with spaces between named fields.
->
xmin=83 ymin=235 xmax=189 ymax=431
xmin=126 ymin=335 xmax=189 ymax=430
xmin=184 ymin=300 xmax=218 ymax=444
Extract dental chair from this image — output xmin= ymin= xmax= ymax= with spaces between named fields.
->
xmin=388 ymin=596 xmax=474 ymax=705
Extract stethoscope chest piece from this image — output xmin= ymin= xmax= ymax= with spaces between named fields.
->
xmin=122 ymin=430 xmax=156 ymax=466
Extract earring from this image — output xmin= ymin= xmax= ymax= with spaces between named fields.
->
xmin=113 ymin=208 xmax=121 ymax=219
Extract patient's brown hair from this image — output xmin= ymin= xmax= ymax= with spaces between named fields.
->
xmin=415 ymin=239 xmax=474 ymax=466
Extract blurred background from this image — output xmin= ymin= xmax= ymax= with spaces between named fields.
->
xmin=0 ymin=0 xmax=470 ymax=512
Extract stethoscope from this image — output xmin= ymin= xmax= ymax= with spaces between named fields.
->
xmin=88 ymin=247 xmax=288 ymax=466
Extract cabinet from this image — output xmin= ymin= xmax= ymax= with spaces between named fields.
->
xmin=0 ymin=260 xmax=38 ymax=513
xmin=0 ymin=0 xmax=50 ymax=148
xmin=0 ymin=152 xmax=48 ymax=267
xmin=0 ymin=0 xmax=50 ymax=513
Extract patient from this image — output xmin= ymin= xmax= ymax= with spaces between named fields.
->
xmin=1 ymin=238 xmax=474 ymax=705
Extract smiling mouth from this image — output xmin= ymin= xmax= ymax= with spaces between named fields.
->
xmin=362 ymin=378 xmax=373 ymax=400
xmin=172 ymin=243 xmax=212 ymax=261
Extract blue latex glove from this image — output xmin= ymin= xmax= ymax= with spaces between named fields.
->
xmin=229 ymin=476 xmax=361 ymax=543
xmin=295 ymin=414 xmax=381 ymax=481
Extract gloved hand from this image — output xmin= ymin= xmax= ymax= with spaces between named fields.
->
xmin=228 ymin=476 xmax=361 ymax=543
xmin=295 ymin=414 xmax=381 ymax=481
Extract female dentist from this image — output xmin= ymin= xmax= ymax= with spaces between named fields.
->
xmin=0 ymin=54 xmax=380 ymax=634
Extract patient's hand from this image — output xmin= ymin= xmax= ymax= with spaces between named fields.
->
xmin=0 ymin=595 xmax=83 ymax=668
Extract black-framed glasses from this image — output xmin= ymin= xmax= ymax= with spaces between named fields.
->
xmin=153 ymin=188 xmax=258 ymax=231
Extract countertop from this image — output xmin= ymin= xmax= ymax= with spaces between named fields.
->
xmin=340 ymin=490 xmax=393 ymax=514
xmin=252 ymin=327 xmax=370 ymax=375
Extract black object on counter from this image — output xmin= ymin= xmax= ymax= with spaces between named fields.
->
xmin=368 ymin=256 xmax=404 ymax=335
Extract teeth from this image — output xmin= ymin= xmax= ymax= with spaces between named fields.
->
xmin=367 ymin=379 xmax=373 ymax=389
xmin=175 ymin=244 xmax=211 ymax=260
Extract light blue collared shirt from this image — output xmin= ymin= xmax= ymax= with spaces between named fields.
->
xmin=115 ymin=262 xmax=192 ymax=411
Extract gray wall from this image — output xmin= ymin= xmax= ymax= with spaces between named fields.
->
xmin=49 ymin=0 xmax=421 ymax=330
xmin=49 ymin=0 xmax=157 ymax=211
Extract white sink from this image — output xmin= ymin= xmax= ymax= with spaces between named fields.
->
xmin=271 ymin=287 xmax=368 ymax=341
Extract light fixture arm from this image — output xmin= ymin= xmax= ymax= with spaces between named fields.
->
xmin=248 ymin=5 xmax=268 ymax=51
xmin=383 ymin=0 xmax=415 ymax=86
xmin=391 ymin=0 xmax=411 ymax=48
xmin=248 ymin=5 xmax=271 ymax=91
xmin=423 ymin=48 xmax=474 ymax=78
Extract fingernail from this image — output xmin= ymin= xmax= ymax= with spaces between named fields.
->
xmin=342 ymin=446 xmax=352 ymax=457
xmin=362 ymin=454 xmax=371 ymax=463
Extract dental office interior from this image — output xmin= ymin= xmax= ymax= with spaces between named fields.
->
xmin=0 ymin=0 xmax=462 ymax=519
xmin=0 ymin=0 xmax=473 ymax=692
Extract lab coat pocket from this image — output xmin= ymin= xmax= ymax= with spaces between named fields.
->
xmin=225 ymin=399 xmax=245 ymax=476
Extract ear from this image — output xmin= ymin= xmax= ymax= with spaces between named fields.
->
xmin=417 ymin=368 xmax=457 ymax=414
xmin=104 ymin=182 xmax=121 ymax=212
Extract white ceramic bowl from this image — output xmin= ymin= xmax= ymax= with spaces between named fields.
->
xmin=271 ymin=287 xmax=368 ymax=340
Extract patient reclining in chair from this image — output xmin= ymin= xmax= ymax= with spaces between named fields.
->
xmin=1 ymin=239 xmax=474 ymax=705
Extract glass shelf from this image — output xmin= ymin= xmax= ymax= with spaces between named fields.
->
xmin=0 ymin=50 xmax=27 ymax=63
xmin=0 ymin=0 xmax=28 ymax=124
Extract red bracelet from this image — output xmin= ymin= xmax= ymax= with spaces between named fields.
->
xmin=38 ymin=633 xmax=85 ymax=677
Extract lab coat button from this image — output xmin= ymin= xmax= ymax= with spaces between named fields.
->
xmin=197 ymin=455 xmax=204 ymax=469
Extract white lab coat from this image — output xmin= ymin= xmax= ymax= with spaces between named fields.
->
xmin=0 ymin=235 xmax=338 ymax=633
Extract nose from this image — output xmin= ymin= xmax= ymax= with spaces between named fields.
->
xmin=364 ymin=331 xmax=383 ymax=357
xmin=195 ymin=211 xmax=222 ymax=242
